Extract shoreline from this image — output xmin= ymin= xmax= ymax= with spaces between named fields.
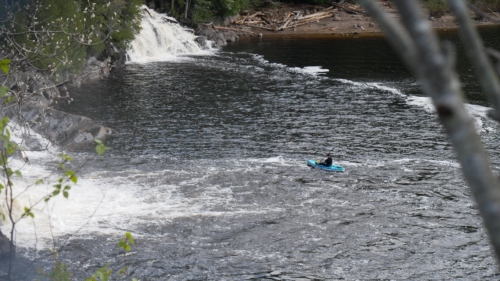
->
xmin=223 ymin=5 xmax=500 ymax=39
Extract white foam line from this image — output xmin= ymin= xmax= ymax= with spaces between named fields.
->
xmin=366 ymin=82 xmax=405 ymax=97
xmin=250 ymin=54 xmax=329 ymax=76
xmin=407 ymin=95 xmax=494 ymax=133
xmin=334 ymin=79 xmax=495 ymax=134
xmin=290 ymin=66 xmax=329 ymax=76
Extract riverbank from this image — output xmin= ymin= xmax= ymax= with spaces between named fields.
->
xmin=220 ymin=2 xmax=500 ymax=38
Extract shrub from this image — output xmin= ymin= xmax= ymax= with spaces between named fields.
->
xmin=469 ymin=0 xmax=500 ymax=12
xmin=0 ymin=0 xmax=142 ymax=82
xmin=422 ymin=0 xmax=448 ymax=18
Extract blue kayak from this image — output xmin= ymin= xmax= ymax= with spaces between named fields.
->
xmin=307 ymin=160 xmax=345 ymax=172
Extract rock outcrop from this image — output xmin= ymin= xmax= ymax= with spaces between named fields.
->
xmin=195 ymin=26 xmax=241 ymax=48
xmin=0 ymin=230 xmax=13 ymax=259
xmin=0 ymin=57 xmax=112 ymax=147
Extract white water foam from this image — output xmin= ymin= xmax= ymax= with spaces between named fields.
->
xmin=291 ymin=66 xmax=329 ymax=76
xmin=250 ymin=54 xmax=329 ymax=76
xmin=1 ymin=126 xmax=287 ymax=249
xmin=334 ymin=78 xmax=495 ymax=134
xmin=407 ymin=95 xmax=494 ymax=133
xmin=126 ymin=6 xmax=215 ymax=63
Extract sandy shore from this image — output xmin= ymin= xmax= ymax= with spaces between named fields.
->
xmin=226 ymin=3 xmax=500 ymax=38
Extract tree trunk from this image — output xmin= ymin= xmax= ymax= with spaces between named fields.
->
xmin=184 ymin=0 xmax=189 ymax=19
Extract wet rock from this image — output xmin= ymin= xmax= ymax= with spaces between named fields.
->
xmin=195 ymin=36 xmax=208 ymax=48
xmin=195 ymin=26 xmax=239 ymax=48
xmin=179 ymin=17 xmax=192 ymax=25
xmin=70 ymin=57 xmax=111 ymax=87
xmin=57 ymin=85 xmax=69 ymax=97
xmin=5 ymin=102 xmax=111 ymax=146
xmin=0 ymin=230 xmax=13 ymax=258
xmin=1 ymin=67 xmax=111 ymax=146
xmin=1 ymin=69 xmax=60 ymax=104
xmin=222 ymin=30 xmax=239 ymax=42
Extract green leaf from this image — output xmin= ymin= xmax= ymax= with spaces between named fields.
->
xmin=94 ymin=139 xmax=111 ymax=156
xmin=63 ymin=191 xmax=68 ymax=198
xmin=14 ymin=170 xmax=22 ymax=178
xmin=96 ymin=144 xmax=107 ymax=155
xmin=0 ymin=59 xmax=10 ymax=74
xmin=23 ymin=207 xmax=34 ymax=218
xmin=35 ymin=179 xmax=44 ymax=185
xmin=60 ymin=154 xmax=73 ymax=161
xmin=0 ymin=86 xmax=8 ymax=98
xmin=64 ymin=170 xmax=75 ymax=177
xmin=4 ymin=96 xmax=15 ymax=104
xmin=70 ymin=175 xmax=77 ymax=184
xmin=118 ymin=240 xmax=125 ymax=248
xmin=126 ymin=232 xmax=134 ymax=245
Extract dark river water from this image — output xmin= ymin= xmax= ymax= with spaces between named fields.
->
xmin=5 ymin=27 xmax=500 ymax=280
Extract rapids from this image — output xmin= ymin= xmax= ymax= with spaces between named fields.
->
xmin=2 ymin=7 xmax=500 ymax=280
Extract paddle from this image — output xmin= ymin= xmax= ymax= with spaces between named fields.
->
xmin=317 ymin=147 xmax=335 ymax=164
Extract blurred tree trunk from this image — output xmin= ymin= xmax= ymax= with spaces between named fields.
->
xmin=184 ymin=0 xmax=190 ymax=18
xmin=358 ymin=0 xmax=500 ymax=266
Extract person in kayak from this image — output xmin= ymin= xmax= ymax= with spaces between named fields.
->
xmin=318 ymin=154 xmax=333 ymax=167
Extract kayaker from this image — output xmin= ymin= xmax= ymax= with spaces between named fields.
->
xmin=318 ymin=154 xmax=333 ymax=167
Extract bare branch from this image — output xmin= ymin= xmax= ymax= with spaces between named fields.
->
xmin=358 ymin=0 xmax=500 ymax=264
xmin=449 ymin=0 xmax=500 ymax=122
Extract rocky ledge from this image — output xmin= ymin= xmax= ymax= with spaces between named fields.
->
xmin=0 ymin=57 xmax=112 ymax=147
xmin=195 ymin=25 xmax=241 ymax=48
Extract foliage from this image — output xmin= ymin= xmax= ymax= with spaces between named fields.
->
xmin=37 ymin=262 xmax=72 ymax=281
xmin=469 ymin=0 xmax=500 ymax=11
xmin=0 ymin=61 xmax=113 ymax=279
xmin=213 ymin=0 xmax=250 ymax=17
xmin=78 ymin=0 xmax=144 ymax=56
xmin=190 ymin=0 xmax=255 ymax=22
xmin=84 ymin=233 xmax=137 ymax=281
xmin=192 ymin=0 xmax=216 ymax=23
xmin=422 ymin=0 xmax=448 ymax=17
xmin=0 ymin=0 xmax=143 ymax=82
xmin=94 ymin=139 xmax=111 ymax=156
xmin=118 ymin=232 xmax=135 ymax=252
xmin=85 ymin=266 xmax=112 ymax=281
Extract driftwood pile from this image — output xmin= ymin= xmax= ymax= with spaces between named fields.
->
xmin=228 ymin=2 xmax=367 ymax=32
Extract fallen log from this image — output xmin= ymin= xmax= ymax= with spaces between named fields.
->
xmin=297 ymin=11 xmax=335 ymax=21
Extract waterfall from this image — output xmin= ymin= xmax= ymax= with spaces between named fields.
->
xmin=127 ymin=6 xmax=213 ymax=63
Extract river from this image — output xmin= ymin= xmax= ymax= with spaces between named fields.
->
xmin=3 ymin=8 xmax=500 ymax=280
